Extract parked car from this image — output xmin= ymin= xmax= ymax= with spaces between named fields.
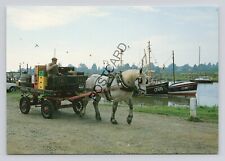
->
xmin=7 ymin=82 xmax=17 ymax=92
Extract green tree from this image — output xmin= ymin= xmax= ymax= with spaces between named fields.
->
xmin=78 ymin=63 xmax=89 ymax=73
xmin=91 ymin=63 xmax=98 ymax=74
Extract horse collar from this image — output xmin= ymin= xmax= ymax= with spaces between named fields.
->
xmin=116 ymin=72 xmax=135 ymax=92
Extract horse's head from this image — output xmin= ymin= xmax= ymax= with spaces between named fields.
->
xmin=135 ymin=68 xmax=148 ymax=94
xmin=121 ymin=69 xmax=148 ymax=94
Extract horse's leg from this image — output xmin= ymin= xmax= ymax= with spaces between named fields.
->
xmin=80 ymin=97 xmax=89 ymax=117
xmin=93 ymin=95 xmax=101 ymax=120
xmin=126 ymin=98 xmax=133 ymax=125
xmin=111 ymin=101 xmax=118 ymax=124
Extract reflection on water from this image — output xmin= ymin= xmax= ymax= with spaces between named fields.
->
xmin=197 ymin=83 xmax=218 ymax=106
xmin=133 ymin=83 xmax=218 ymax=107
xmin=133 ymin=95 xmax=190 ymax=107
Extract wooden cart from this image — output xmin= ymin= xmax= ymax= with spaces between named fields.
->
xmin=18 ymin=74 xmax=88 ymax=119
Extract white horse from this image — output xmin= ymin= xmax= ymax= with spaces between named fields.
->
xmin=81 ymin=69 xmax=147 ymax=124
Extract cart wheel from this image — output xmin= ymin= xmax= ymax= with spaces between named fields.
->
xmin=19 ymin=97 xmax=31 ymax=114
xmin=72 ymin=101 xmax=83 ymax=115
xmin=51 ymin=100 xmax=60 ymax=111
xmin=41 ymin=100 xmax=54 ymax=119
xmin=9 ymin=86 xmax=17 ymax=92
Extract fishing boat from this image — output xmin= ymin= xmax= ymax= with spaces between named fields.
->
xmin=189 ymin=47 xmax=213 ymax=84
xmin=190 ymin=76 xmax=213 ymax=83
xmin=142 ymin=41 xmax=169 ymax=95
xmin=168 ymin=50 xmax=197 ymax=96
xmin=146 ymin=81 xmax=169 ymax=95
xmin=168 ymin=81 xmax=197 ymax=96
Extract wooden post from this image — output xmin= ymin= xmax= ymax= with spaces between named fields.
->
xmin=190 ymin=97 xmax=197 ymax=118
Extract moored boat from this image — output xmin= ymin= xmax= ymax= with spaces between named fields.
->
xmin=190 ymin=76 xmax=213 ymax=83
xmin=168 ymin=81 xmax=197 ymax=96
xmin=146 ymin=82 xmax=169 ymax=95
xmin=168 ymin=50 xmax=197 ymax=97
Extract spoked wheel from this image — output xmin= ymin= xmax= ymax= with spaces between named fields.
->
xmin=72 ymin=101 xmax=83 ymax=115
xmin=9 ymin=86 xmax=16 ymax=92
xmin=19 ymin=97 xmax=31 ymax=114
xmin=51 ymin=100 xmax=60 ymax=111
xmin=41 ymin=100 xmax=54 ymax=119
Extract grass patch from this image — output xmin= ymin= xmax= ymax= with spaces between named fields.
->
xmin=134 ymin=105 xmax=218 ymax=123
xmin=7 ymin=91 xmax=21 ymax=100
xmin=7 ymin=92 xmax=218 ymax=123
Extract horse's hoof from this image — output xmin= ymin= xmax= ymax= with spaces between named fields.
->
xmin=112 ymin=120 xmax=118 ymax=124
xmin=111 ymin=118 xmax=118 ymax=124
xmin=127 ymin=116 xmax=133 ymax=125
xmin=96 ymin=115 xmax=102 ymax=121
xmin=127 ymin=120 xmax=132 ymax=125
xmin=79 ymin=112 xmax=85 ymax=118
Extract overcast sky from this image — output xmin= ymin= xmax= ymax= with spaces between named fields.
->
xmin=6 ymin=6 xmax=218 ymax=71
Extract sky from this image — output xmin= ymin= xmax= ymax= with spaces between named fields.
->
xmin=6 ymin=6 xmax=218 ymax=71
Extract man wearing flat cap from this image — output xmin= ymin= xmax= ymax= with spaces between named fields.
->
xmin=47 ymin=57 xmax=60 ymax=77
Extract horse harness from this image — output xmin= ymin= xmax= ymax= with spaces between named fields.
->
xmin=103 ymin=72 xmax=139 ymax=101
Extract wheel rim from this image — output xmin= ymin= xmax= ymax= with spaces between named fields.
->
xmin=42 ymin=105 xmax=50 ymax=117
xmin=41 ymin=100 xmax=53 ymax=118
xmin=76 ymin=102 xmax=82 ymax=111
xmin=73 ymin=101 xmax=82 ymax=112
xmin=21 ymin=100 xmax=28 ymax=112
xmin=43 ymin=106 xmax=49 ymax=113
xmin=11 ymin=87 xmax=15 ymax=92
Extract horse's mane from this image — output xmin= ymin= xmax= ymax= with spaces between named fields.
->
xmin=121 ymin=69 xmax=140 ymax=86
xmin=122 ymin=69 xmax=139 ymax=74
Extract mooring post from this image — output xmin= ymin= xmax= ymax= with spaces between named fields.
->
xmin=190 ymin=97 xmax=197 ymax=118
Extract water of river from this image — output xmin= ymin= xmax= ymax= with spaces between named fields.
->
xmin=133 ymin=83 xmax=218 ymax=107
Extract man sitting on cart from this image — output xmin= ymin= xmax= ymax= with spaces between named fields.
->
xmin=47 ymin=57 xmax=61 ymax=77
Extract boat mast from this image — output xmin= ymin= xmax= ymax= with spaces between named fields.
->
xmin=120 ymin=52 xmax=123 ymax=67
xmin=26 ymin=64 xmax=29 ymax=74
xmin=198 ymin=46 xmax=201 ymax=66
xmin=172 ymin=50 xmax=175 ymax=84
xmin=144 ymin=49 xmax=147 ymax=65
xmin=148 ymin=41 xmax=151 ymax=71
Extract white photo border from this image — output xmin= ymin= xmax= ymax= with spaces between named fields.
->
xmin=0 ymin=0 xmax=224 ymax=161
